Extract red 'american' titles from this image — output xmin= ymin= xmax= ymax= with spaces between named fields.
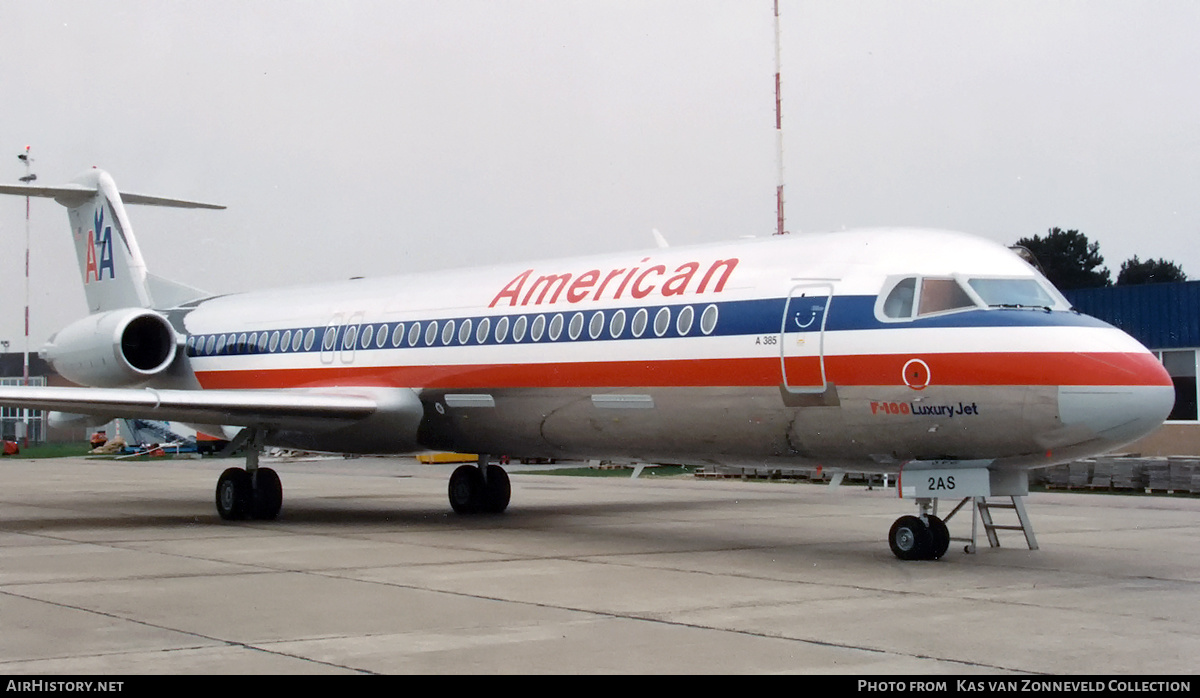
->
xmin=489 ymin=257 xmax=739 ymax=308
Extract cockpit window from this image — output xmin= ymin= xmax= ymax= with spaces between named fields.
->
xmin=967 ymin=278 xmax=1058 ymax=309
xmin=881 ymin=276 xmax=977 ymax=320
xmin=882 ymin=277 xmax=916 ymax=318
xmin=919 ymin=278 xmax=975 ymax=316
xmin=878 ymin=275 xmax=1066 ymax=323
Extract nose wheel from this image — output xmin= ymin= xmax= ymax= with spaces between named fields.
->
xmin=927 ymin=514 xmax=951 ymax=559
xmin=889 ymin=515 xmax=931 ymax=560
xmin=888 ymin=501 xmax=951 ymax=561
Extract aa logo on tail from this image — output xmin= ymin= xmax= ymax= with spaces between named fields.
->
xmin=84 ymin=207 xmax=116 ymax=283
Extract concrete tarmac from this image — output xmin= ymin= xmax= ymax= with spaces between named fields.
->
xmin=0 ymin=455 xmax=1197 ymax=675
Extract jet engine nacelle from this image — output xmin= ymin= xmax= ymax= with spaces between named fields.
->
xmin=48 ymin=411 xmax=114 ymax=429
xmin=42 ymin=308 xmax=178 ymax=388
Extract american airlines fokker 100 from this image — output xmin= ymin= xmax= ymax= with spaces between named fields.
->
xmin=0 ymin=169 xmax=1174 ymax=560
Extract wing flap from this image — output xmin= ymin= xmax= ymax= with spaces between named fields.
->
xmin=0 ymin=386 xmax=377 ymax=431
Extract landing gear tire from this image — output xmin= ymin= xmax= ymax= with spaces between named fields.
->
xmin=217 ymin=466 xmax=284 ymax=521
xmin=889 ymin=515 xmax=933 ymax=561
xmin=449 ymin=464 xmax=511 ymax=514
xmin=482 ymin=464 xmax=510 ymax=514
xmin=216 ymin=467 xmax=252 ymax=520
xmin=927 ymin=514 xmax=950 ymax=560
xmin=252 ymin=467 xmax=283 ymax=520
xmin=449 ymin=464 xmax=484 ymax=514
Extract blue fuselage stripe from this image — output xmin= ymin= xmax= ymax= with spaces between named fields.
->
xmin=185 ymin=295 xmax=1114 ymax=358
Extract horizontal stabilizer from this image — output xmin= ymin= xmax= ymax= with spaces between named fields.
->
xmin=120 ymin=192 xmax=226 ymax=210
xmin=0 ymin=182 xmax=224 ymax=209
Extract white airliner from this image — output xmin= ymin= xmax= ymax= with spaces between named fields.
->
xmin=0 ymin=169 xmax=1174 ymax=560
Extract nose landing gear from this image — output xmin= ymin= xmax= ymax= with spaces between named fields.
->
xmin=888 ymin=499 xmax=951 ymax=561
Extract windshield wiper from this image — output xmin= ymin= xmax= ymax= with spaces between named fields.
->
xmin=989 ymin=303 xmax=1053 ymax=312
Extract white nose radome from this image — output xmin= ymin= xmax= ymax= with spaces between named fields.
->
xmin=1057 ymin=384 xmax=1175 ymax=450
xmin=1049 ymin=330 xmax=1175 ymax=452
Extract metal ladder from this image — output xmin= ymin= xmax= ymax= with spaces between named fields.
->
xmin=943 ymin=496 xmax=1038 ymax=553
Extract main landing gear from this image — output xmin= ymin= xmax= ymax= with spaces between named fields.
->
xmin=216 ymin=466 xmax=282 ymax=520
xmin=448 ymin=455 xmax=511 ymax=514
xmin=214 ymin=429 xmax=282 ymax=521
xmin=211 ymin=436 xmax=512 ymax=520
xmin=888 ymin=498 xmax=950 ymax=561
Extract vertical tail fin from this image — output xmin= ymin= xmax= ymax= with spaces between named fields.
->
xmin=0 ymin=169 xmax=223 ymax=312
xmin=67 ymin=169 xmax=152 ymax=312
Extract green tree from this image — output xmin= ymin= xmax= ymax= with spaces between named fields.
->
xmin=1014 ymin=228 xmax=1111 ymax=290
xmin=1116 ymin=256 xmax=1187 ymax=285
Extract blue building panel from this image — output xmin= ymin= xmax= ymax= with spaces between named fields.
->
xmin=1064 ymin=281 xmax=1200 ymax=350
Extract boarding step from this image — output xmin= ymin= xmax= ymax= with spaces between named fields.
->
xmin=943 ymin=496 xmax=1038 ymax=553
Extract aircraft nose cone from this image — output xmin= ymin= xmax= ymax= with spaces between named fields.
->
xmin=1055 ymin=350 xmax=1174 ymax=451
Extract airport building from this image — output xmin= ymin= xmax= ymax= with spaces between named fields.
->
xmin=0 ymin=353 xmax=51 ymax=442
xmin=1065 ymin=280 xmax=1200 ymax=456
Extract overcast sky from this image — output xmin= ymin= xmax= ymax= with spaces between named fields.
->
xmin=1 ymin=1 xmax=1197 ymax=347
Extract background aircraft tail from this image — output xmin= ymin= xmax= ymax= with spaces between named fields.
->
xmin=0 ymin=168 xmax=223 ymax=312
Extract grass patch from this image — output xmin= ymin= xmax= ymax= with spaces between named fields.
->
xmin=2 ymin=442 xmax=93 ymax=459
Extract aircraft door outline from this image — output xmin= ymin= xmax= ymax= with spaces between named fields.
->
xmin=320 ymin=314 xmax=343 ymax=365
xmin=340 ymin=311 xmax=365 ymax=364
xmin=781 ymin=282 xmax=834 ymax=394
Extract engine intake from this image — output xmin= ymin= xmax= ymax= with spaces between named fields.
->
xmin=43 ymin=308 xmax=178 ymax=388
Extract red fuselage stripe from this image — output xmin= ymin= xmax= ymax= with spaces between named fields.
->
xmin=193 ymin=351 xmax=1171 ymax=390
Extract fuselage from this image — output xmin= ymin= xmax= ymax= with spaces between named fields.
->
xmin=170 ymin=228 xmax=1173 ymax=470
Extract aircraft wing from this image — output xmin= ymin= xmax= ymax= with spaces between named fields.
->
xmin=0 ymin=386 xmax=377 ymax=431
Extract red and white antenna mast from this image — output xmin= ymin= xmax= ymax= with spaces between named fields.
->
xmin=16 ymin=145 xmax=35 ymax=446
xmin=773 ymin=1 xmax=789 ymax=235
